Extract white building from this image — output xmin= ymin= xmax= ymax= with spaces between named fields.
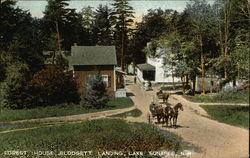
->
xmin=136 ymin=44 xmax=181 ymax=85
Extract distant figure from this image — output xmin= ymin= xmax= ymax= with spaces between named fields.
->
xmin=156 ymin=90 xmax=163 ymax=99
xmin=134 ymin=76 xmax=136 ymax=84
xmin=162 ymin=93 xmax=170 ymax=103
xmin=148 ymin=81 xmax=152 ymax=90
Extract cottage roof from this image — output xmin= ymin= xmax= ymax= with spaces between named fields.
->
xmin=70 ymin=46 xmax=117 ymax=66
xmin=137 ymin=63 xmax=155 ymax=71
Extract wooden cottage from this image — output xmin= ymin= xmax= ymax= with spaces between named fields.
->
xmin=70 ymin=46 xmax=117 ymax=97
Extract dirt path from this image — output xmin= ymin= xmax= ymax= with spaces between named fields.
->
xmin=125 ymin=76 xmax=249 ymax=158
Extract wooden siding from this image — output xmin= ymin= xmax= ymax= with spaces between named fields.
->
xmin=74 ymin=65 xmax=115 ymax=97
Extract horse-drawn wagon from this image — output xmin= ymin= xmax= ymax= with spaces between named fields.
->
xmin=149 ymin=91 xmax=184 ymax=128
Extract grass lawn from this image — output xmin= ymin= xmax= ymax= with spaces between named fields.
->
xmin=0 ymin=98 xmax=134 ymax=122
xmin=110 ymin=108 xmax=142 ymax=118
xmin=184 ymin=89 xmax=249 ymax=103
xmin=200 ymin=105 xmax=249 ymax=128
xmin=0 ymin=119 xmax=196 ymax=158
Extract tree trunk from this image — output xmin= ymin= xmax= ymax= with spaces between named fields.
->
xmin=233 ymin=79 xmax=236 ymax=87
xmin=210 ymin=79 xmax=213 ymax=94
xmin=219 ymin=24 xmax=224 ymax=66
xmin=247 ymin=0 xmax=250 ymax=18
xmin=171 ymin=65 xmax=175 ymax=90
xmin=172 ymin=74 xmax=175 ymax=90
xmin=192 ymin=76 xmax=196 ymax=95
xmin=181 ymin=76 xmax=185 ymax=93
xmin=121 ymin=31 xmax=124 ymax=71
xmin=186 ymin=75 xmax=189 ymax=87
xmin=55 ymin=19 xmax=61 ymax=51
xmin=223 ymin=2 xmax=230 ymax=80
xmin=199 ymin=35 xmax=205 ymax=94
xmin=52 ymin=51 xmax=56 ymax=65
xmin=201 ymin=53 xmax=205 ymax=94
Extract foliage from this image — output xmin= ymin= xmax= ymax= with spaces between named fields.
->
xmin=131 ymin=8 xmax=175 ymax=65
xmin=201 ymin=105 xmax=249 ymax=128
xmin=43 ymin=0 xmax=86 ymax=50
xmin=0 ymin=98 xmax=134 ymax=122
xmin=0 ymin=52 xmax=29 ymax=109
xmin=80 ymin=6 xmax=95 ymax=29
xmin=43 ymin=0 xmax=69 ymax=50
xmin=211 ymin=0 xmax=249 ymax=80
xmin=25 ymin=65 xmax=79 ymax=108
xmin=0 ymin=119 xmax=193 ymax=157
xmin=229 ymin=29 xmax=249 ymax=79
xmin=111 ymin=0 xmax=135 ymax=70
xmin=144 ymin=8 xmax=200 ymax=93
xmin=93 ymin=5 xmax=114 ymax=45
xmin=0 ymin=0 xmax=44 ymax=72
xmin=144 ymin=0 xmax=249 ymax=93
xmin=184 ymin=89 xmax=249 ymax=103
xmin=83 ymin=74 xmax=109 ymax=109
xmin=184 ymin=0 xmax=219 ymax=93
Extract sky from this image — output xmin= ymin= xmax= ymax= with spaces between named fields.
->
xmin=16 ymin=0 xmax=191 ymax=21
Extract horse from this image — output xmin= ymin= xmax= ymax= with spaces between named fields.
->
xmin=163 ymin=105 xmax=174 ymax=127
xmin=154 ymin=105 xmax=165 ymax=123
xmin=150 ymin=104 xmax=166 ymax=123
xmin=165 ymin=103 xmax=184 ymax=128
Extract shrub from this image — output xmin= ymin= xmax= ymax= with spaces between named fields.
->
xmin=0 ymin=52 xmax=29 ymax=109
xmin=25 ymin=65 xmax=79 ymax=107
xmin=83 ymin=74 xmax=109 ymax=109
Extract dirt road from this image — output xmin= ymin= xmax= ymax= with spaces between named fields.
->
xmin=125 ymin=76 xmax=249 ymax=158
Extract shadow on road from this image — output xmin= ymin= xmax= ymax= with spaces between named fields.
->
xmin=162 ymin=125 xmax=190 ymax=129
xmin=126 ymin=92 xmax=135 ymax=97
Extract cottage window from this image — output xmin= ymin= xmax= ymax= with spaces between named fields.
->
xmin=102 ymin=75 xmax=109 ymax=88
xmin=87 ymin=75 xmax=110 ymax=88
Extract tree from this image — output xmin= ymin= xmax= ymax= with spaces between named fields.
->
xmin=80 ymin=6 xmax=95 ymax=30
xmin=79 ymin=6 xmax=95 ymax=45
xmin=93 ymin=5 xmax=113 ymax=45
xmin=83 ymin=74 xmax=109 ymax=109
xmin=111 ymin=0 xmax=134 ymax=70
xmin=184 ymin=0 xmax=216 ymax=94
xmin=213 ymin=0 xmax=249 ymax=82
xmin=0 ymin=0 xmax=44 ymax=72
xmin=131 ymin=8 xmax=175 ymax=65
xmin=43 ymin=0 xmax=71 ymax=51
xmin=62 ymin=9 xmax=85 ymax=49
xmin=230 ymin=29 xmax=249 ymax=79
xmin=0 ymin=51 xmax=29 ymax=109
xmin=227 ymin=0 xmax=250 ymax=80
xmin=213 ymin=0 xmax=232 ymax=80
xmin=154 ymin=33 xmax=183 ymax=90
xmin=0 ymin=0 xmax=19 ymax=51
